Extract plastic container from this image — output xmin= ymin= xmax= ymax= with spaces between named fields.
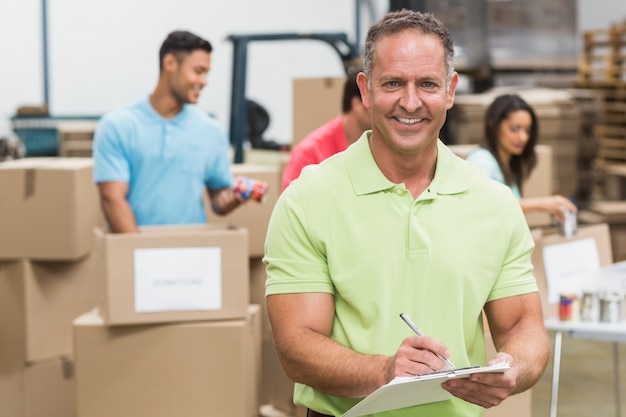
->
xmin=11 ymin=115 xmax=101 ymax=156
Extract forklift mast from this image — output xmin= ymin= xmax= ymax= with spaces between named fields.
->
xmin=226 ymin=33 xmax=360 ymax=163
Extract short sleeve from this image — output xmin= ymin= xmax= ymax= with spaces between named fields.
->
xmin=92 ymin=116 xmax=130 ymax=184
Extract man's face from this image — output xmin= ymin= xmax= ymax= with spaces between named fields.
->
xmin=167 ymin=49 xmax=211 ymax=105
xmin=358 ymin=29 xmax=457 ymax=155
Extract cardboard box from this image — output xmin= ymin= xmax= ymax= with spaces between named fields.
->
xmin=73 ymin=305 xmax=261 ymax=417
xmin=95 ymin=224 xmax=249 ymax=325
xmin=0 ymin=254 xmax=96 ymax=370
xmin=57 ymin=121 xmax=98 ymax=158
xmin=292 ymin=77 xmax=344 ymax=148
xmin=449 ymin=144 xmax=553 ymax=227
xmin=531 ymin=223 xmax=613 ymax=318
xmin=210 ymin=164 xmax=281 ymax=257
xmin=0 ymin=356 xmax=76 ymax=417
xmin=0 ymin=157 xmax=102 ymax=260
xmin=483 ymin=332 xmax=532 ymax=417
xmin=583 ymin=202 xmax=626 ymax=262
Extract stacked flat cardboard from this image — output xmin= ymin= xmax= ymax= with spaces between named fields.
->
xmin=597 ymin=165 xmax=626 ymax=201
xmin=448 ymin=87 xmax=586 ymax=199
xmin=57 ymin=121 xmax=98 ymax=157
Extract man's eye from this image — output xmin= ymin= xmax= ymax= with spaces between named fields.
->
xmin=386 ymin=81 xmax=399 ymax=88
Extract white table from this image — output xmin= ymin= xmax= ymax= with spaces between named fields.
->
xmin=544 ymin=317 xmax=626 ymax=417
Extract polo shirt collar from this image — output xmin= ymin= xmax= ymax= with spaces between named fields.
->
xmin=346 ymin=132 xmax=470 ymax=197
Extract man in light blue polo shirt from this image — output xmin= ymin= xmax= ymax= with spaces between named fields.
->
xmin=263 ymin=10 xmax=550 ymax=417
xmin=93 ymin=30 xmax=244 ymax=233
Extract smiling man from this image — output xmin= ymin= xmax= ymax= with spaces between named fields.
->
xmin=93 ymin=30 xmax=243 ymax=233
xmin=264 ymin=10 xmax=549 ymax=417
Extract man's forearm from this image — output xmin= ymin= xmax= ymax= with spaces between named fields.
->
xmin=495 ymin=323 xmax=550 ymax=394
xmin=102 ymin=199 xmax=139 ymax=233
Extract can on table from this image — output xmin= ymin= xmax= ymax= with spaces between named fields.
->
xmin=559 ymin=207 xmax=577 ymax=237
xmin=580 ymin=291 xmax=600 ymax=322
xmin=234 ymin=176 xmax=269 ymax=203
xmin=600 ymin=290 xmax=624 ymax=323
xmin=559 ymin=294 xmax=579 ymax=321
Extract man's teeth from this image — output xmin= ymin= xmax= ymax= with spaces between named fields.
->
xmin=396 ymin=117 xmax=423 ymax=124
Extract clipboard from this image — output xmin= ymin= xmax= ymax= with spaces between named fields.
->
xmin=341 ymin=361 xmax=511 ymax=417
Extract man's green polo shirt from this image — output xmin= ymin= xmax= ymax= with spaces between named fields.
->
xmin=264 ymin=132 xmax=538 ymax=417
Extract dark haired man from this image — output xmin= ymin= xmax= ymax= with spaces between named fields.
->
xmin=265 ymin=10 xmax=548 ymax=417
xmin=281 ymin=70 xmax=370 ymax=191
xmin=93 ymin=30 xmax=243 ymax=233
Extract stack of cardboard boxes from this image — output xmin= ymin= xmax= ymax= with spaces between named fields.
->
xmin=72 ymin=163 xmax=290 ymax=417
xmin=56 ymin=121 xmax=99 ymax=158
xmin=213 ymin=164 xmax=309 ymax=417
xmin=72 ymin=164 xmax=290 ymax=417
xmin=74 ymin=223 xmax=261 ymax=417
xmin=0 ymin=157 xmax=103 ymax=417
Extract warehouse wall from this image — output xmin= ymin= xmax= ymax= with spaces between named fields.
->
xmin=1 ymin=0 xmax=625 ymax=147
xmin=0 ymin=0 xmax=387 ymax=145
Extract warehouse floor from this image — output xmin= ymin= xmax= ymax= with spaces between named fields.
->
xmin=532 ymin=330 xmax=626 ymax=417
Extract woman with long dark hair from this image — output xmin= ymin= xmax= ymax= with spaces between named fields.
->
xmin=466 ymin=93 xmax=576 ymax=222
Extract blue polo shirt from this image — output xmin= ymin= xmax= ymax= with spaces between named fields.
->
xmin=93 ymin=97 xmax=233 ymax=226
xmin=466 ymin=148 xmax=521 ymax=199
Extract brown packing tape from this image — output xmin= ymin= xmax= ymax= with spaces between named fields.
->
xmin=24 ymin=168 xmax=36 ymax=199
xmin=61 ymin=355 xmax=74 ymax=379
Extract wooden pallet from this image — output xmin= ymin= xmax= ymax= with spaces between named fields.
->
xmin=578 ymin=21 xmax=626 ymax=85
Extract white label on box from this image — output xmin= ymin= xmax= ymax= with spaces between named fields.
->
xmin=543 ymin=238 xmax=600 ymax=304
xmin=134 ymin=247 xmax=222 ymax=312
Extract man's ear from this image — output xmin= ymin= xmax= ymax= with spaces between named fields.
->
xmin=163 ymin=53 xmax=178 ymax=73
xmin=356 ymin=72 xmax=371 ymax=110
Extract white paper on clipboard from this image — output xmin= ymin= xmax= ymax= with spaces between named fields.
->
xmin=542 ymin=238 xmax=600 ymax=304
xmin=341 ymin=361 xmax=510 ymax=417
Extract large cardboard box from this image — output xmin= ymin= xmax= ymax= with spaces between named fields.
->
xmin=582 ymin=202 xmax=626 ymax=262
xmin=95 ymin=224 xmax=249 ymax=325
xmin=292 ymin=77 xmax=344 ymax=148
xmin=0 ymin=356 xmax=76 ymax=417
xmin=0 ymin=157 xmax=102 ymax=260
xmin=210 ymin=164 xmax=281 ymax=257
xmin=73 ymin=305 xmax=261 ymax=417
xmin=531 ymin=223 xmax=613 ymax=318
xmin=449 ymin=144 xmax=553 ymax=228
xmin=0 ymin=254 xmax=96 ymax=370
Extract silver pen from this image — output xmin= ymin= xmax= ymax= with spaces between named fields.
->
xmin=399 ymin=312 xmax=456 ymax=370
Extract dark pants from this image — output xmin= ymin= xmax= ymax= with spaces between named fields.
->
xmin=307 ymin=409 xmax=334 ymax=417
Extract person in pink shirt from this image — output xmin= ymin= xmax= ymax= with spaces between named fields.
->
xmin=281 ymin=70 xmax=371 ymax=191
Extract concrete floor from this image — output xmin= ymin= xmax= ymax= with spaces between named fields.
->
xmin=532 ymin=330 xmax=625 ymax=417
